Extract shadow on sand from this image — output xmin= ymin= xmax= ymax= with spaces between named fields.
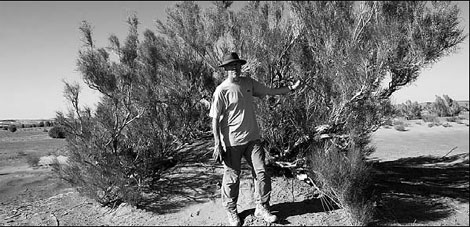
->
xmin=136 ymin=139 xmax=223 ymax=214
xmin=370 ymin=152 xmax=469 ymax=225
xmin=238 ymin=196 xmax=340 ymax=225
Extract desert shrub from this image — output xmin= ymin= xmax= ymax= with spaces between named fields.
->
xmin=392 ymin=119 xmax=409 ymax=127
xmin=244 ymin=2 xmax=464 ymax=225
xmin=45 ymin=121 xmax=52 ymax=127
xmin=394 ymin=124 xmax=407 ymax=131
xmin=428 ymin=123 xmax=434 ymax=127
xmin=20 ymin=124 xmax=25 ymax=128
xmin=8 ymin=125 xmax=17 ymax=132
xmin=395 ymin=100 xmax=422 ymax=120
xmin=382 ymin=118 xmax=393 ymax=126
xmin=54 ymin=15 xmax=214 ymax=208
xmin=2 ymin=126 xmax=7 ymax=130
xmin=392 ymin=119 xmax=407 ymax=131
xmin=39 ymin=121 xmax=45 ymax=127
xmin=442 ymin=123 xmax=452 ymax=128
xmin=446 ymin=116 xmax=460 ymax=122
xmin=48 ymin=126 xmax=66 ymax=138
xmin=54 ymin=1 xmax=466 ymax=223
xmin=422 ymin=115 xmax=439 ymax=123
xmin=307 ymin=136 xmax=376 ymax=225
xmin=431 ymin=95 xmax=461 ymax=117
xmin=26 ymin=154 xmax=41 ymax=167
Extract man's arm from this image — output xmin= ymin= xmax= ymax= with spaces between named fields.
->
xmin=212 ymin=114 xmax=224 ymax=163
xmin=264 ymin=80 xmax=302 ymax=96
xmin=212 ymin=114 xmax=222 ymax=147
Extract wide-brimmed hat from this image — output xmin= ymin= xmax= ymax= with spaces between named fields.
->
xmin=218 ymin=52 xmax=247 ymax=68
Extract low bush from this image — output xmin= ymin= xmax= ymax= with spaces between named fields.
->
xmin=307 ymin=137 xmax=376 ymax=225
xmin=446 ymin=116 xmax=457 ymax=122
xmin=395 ymin=100 xmax=422 ymax=120
xmin=382 ymin=118 xmax=393 ymax=126
xmin=26 ymin=154 xmax=41 ymax=167
xmin=48 ymin=126 xmax=66 ymax=138
xmin=442 ymin=123 xmax=452 ymax=128
xmin=8 ymin=125 xmax=17 ymax=132
xmin=392 ymin=119 xmax=408 ymax=132
xmin=39 ymin=121 xmax=45 ymax=127
xmin=392 ymin=118 xmax=409 ymax=127
xmin=394 ymin=124 xmax=407 ymax=131
xmin=422 ymin=115 xmax=439 ymax=123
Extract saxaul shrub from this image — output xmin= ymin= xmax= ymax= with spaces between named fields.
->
xmin=432 ymin=95 xmax=462 ymax=117
xmin=236 ymin=1 xmax=465 ymax=225
xmin=8 ymin=125 xmax=17 ymax=133
xmin=55 ymin=15 xmax=214 ymax=208
xmin=306 ymin=135 xmax=376 ymax=225
xmin=48 ymin=125 xmax=66 ymax=138
xmin=395 ymin=100 xmax=422 ymax=120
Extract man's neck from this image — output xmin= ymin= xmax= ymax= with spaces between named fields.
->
xmin=226 ymin=75 xmax=241 ymax=84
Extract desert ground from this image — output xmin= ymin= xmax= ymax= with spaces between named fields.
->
xmin=0 ymin=119 xmax=468 ymax=226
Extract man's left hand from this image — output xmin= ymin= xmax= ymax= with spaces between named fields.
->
xmin=289 ymin=80 xmax=302 ymax=91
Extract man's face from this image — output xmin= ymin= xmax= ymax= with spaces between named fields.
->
xmin=224 ymin=62 xmax=242 ymax=81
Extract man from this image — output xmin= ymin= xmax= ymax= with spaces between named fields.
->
xmin=210 ymin=52 xmax=301 ymax=226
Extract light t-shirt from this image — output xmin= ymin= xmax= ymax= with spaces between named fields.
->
xmin=209 ymin=76 xmax=270 ymax=147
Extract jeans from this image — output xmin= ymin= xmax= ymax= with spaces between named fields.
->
xmin=221 ymin=139 xmax=271 ymax=211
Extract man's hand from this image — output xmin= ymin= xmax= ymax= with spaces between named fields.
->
xmin=212 ymin=144 xmax=224 ymax=164
xmin=288 ymin=80 xmax=302 ymax=91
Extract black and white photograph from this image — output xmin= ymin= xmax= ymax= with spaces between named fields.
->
xmin=1 ymin=1 xmax=468 ymax=226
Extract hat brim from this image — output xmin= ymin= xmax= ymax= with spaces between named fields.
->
xmin=218 ymin=59 xmax=247 ymax=68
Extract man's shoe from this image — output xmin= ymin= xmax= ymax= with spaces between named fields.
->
xmin=254 ymin=204 xmax=278 ymax=223
xmin=226 ymin=209 xmax=241 ymax=226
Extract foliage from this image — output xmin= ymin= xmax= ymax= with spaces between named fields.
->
xmin=432 ymin=94 xmax=461 ymax=117
xmin=8 ymin=124 xmax=17 ymax=132
xmin=395 ymin=100 xmax=422 ymax=120
xmin=26 ymin=154 xmax=41 ymax=167
xmin=394 ymin=124 xmax=407 ymax=131
xmin=422 ymin=114 xmax=439 ymax=123
xmin=57 ymin=0 xmax=467 ymax=223
xmin=214 ymin=1 xmax=464 ymax=224
xmin=55 ymin=13 xmax=213 ymax=207
xmin=48 ymin=125 xmax=67 ymax=138
xmin=306 ymin=134 xmax=376 ymax=225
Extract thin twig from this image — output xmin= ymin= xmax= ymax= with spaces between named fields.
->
xmin=442 ymin=146 xmax=458 ymax=158
xmin=50 ymin=213 xmax=59 ymax=226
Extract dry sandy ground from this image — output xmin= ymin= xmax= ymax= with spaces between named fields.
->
xmin=0 ymin=122 xmax=468 ymax=226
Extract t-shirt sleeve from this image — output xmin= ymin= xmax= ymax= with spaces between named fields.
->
xmin=209 ymin=87 xmax=225 ymax=118
xmin=252 ymin=78 xmax=271 ymax=98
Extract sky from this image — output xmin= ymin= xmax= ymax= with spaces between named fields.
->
xmin=0 ymin=1 xmax=468 ymax=120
